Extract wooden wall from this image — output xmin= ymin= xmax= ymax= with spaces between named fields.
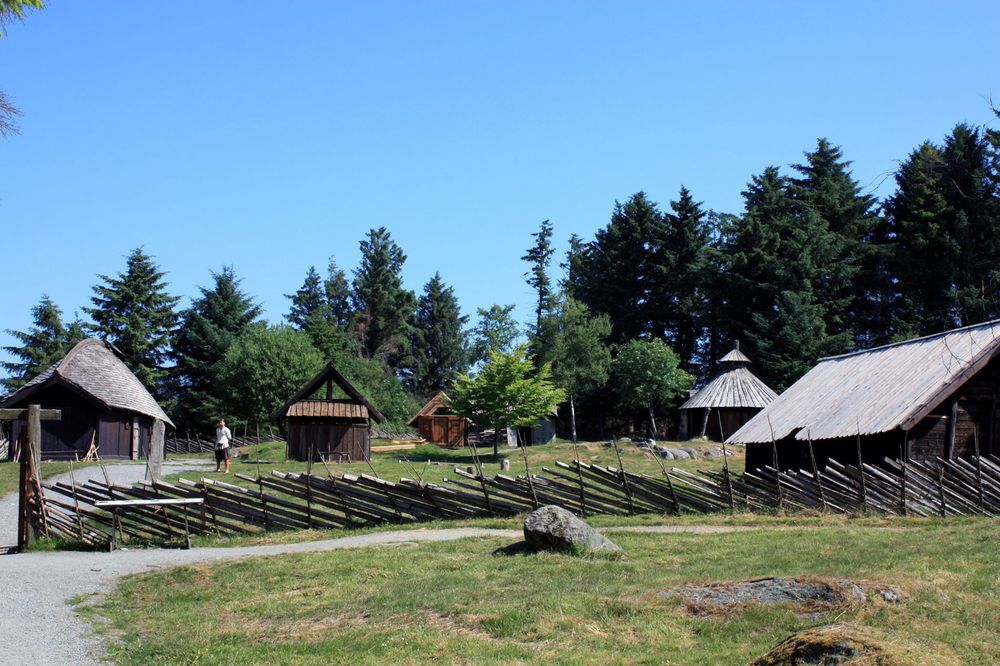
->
xmin=417 ymin=415 xmax=466 ymax=446
xmin=287 ymin=418 xmax=370 ymax=461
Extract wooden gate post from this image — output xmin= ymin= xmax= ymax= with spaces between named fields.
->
xmin=0 ymin=405 xmax=61 ymax=551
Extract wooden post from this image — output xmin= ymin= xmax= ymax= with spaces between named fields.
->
xmin=2 ymin=405 xmax=62 ymax=551
xmin=945 ymin=399 xmax=958 ymax=460
xmin=717 ymin=410 xmax=734 ymax=513
xmin=131 ymin=416 xmax=140 ymax=460
xmin=807 ymin=431 xmax=827 ymax=513
xmin=147 ymin=420 xmax=164 ymax=481
xmin=899 ymin=431 xmax=908 ymax=516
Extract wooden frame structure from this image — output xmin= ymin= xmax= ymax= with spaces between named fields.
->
xmin=408 ymin=391 xmax=467 ymax=446
xmin=274 ymin=364 xmax=386 ymax=462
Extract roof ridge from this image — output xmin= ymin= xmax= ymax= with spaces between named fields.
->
xmin=819 ymin=318 xmax=1000 ymax=362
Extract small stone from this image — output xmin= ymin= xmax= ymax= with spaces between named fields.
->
xmin=877 ymin=586 xmax=904 ymax=603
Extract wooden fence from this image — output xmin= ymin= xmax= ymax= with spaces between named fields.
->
xmin=34 ymin=455 xmax=1000 ymax=549
xmin=165 ymin=431 xmax=284 ymax=455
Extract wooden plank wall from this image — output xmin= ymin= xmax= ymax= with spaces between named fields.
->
xmin=287 ymin=420 xmax=369 ymax=461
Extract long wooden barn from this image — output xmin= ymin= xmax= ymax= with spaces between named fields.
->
xmin=408 ymin=391 xmax=467 ymax=446
xmin=678 ymin=343 xmax=777 ymax=441
xmin=729 ymin=320 xmax=1000 ymax=472
xmin=274 ymin=364 xmax=386 ymax=462
xmin=0 ymin=338 xmax=173 ymax=460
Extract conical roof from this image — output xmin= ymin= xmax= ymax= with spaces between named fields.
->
xmin=679 ymin=344 xmax=777 ymax=410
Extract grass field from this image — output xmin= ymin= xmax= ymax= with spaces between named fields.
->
xmin=85 ymin=517 xmax=1000 ymax=665
xmin=0 ymin=459 xmax=95 ymax=497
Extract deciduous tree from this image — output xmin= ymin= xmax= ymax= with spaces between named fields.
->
xmin=612 ymin=338 xmax=692 ymax=441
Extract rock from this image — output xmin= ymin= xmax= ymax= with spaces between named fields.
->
xmin=876 ymin=586 xmax=904 ymax=603
xmin=523 ymin=505 xmax=623 ymax=554
xmin=659 ymin=577 xmax=867 ymax=611
xmin=666 ymin=448 xmax=691 ymax=460
xmin=703 ymin=449 xmax=721 ymax=458
xmin=680 ymin=447 xmax=698 ymax=457
xmin=658 ymin=450 xmax=675 ymax=460
xmin=616 ymin=436 xmax=632 ymax=444
xmin=752 ymin=623 xmax=886 ymax=665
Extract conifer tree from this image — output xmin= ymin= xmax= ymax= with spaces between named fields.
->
xmin=285 ymin=266 xmax=325 ymax=329
xmin=352 ymin=227 xmax=416 ymax=361
xmin=2 ymin=295 xmax=84 ymax=392
xmin=404 ymin=273 xmax=468 ymax=394
xmin=170 ymin=267 xmax=262 ymax=432
xmin=522 ymin=219 xmax=555 ymax=339
xmin=84 ymin=248 xmax=179 ymax=397
xmin=323 ymin=259 xmax=354 ymax=329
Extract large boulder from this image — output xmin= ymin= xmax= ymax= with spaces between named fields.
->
xmin=752 ymin=623 xmax=887 ymax=665
xmin=523 ymin=505 xmax=623 ymax=554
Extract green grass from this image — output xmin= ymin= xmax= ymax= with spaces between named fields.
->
xmin=86 ymin=518 xmax=1000 ymax=665
xmin=0 ymin=459 xmax=95 ymax=497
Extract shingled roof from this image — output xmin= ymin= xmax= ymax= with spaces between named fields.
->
xmin=679 ymin=344 xmax=777 ymax=411
xmin=407 ymin=390 xmax=456 ymax=426
xmin=273 ymin=363 xmax=386 ymax=423
xmin=728 ymin=319 xmax=1000 ymax=445
xmin=0 ymin=338 xmax=173 ymax=426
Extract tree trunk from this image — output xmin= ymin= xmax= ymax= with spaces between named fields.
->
xmin=569 ymin=394 xmax=578 ymax=443
xmin=648 ymin=404 xmax=658 ymax=443
xmin=493 ymin=426 xmax=500 ymax=458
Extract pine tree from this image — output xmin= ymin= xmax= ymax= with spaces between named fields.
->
xmin=571 ymin=192 xmax=663 ymax=342
xmin=285 ymin=266 xmax=325 ymax=329
xmin=170 ymin=267 xmax=262 ymax=433
xmin=352 ymin=227 xmax=416 ymax=362
xmin=323 ymin=259 xmax=354 ymax=329
xmin=647 ymin=186 xmax=710 ymax=370
xmin=469 ymin=304 xmax=520 ymax=367
xmin=522 ymin=219 xmax=555 ymax=338
xmin=404 ymin=273 xmax=468 ymax=394
xmin=84 ymin=248 xmax=179 ymax=396
xmin=2 ymin=295 xmax=84 ymax=392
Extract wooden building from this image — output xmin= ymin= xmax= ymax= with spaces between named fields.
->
xmin=408 ymin=391 xmax=467 ymax=446
xmin=0 ymin=338 xmax=173 ymax=460
xmin=729 ymin=320 xmax=1000 ymax=472
xmin=678 ymin=343 xmax=777 ymax=441
xmin=274 ymin=364 xmax=386 ymax=462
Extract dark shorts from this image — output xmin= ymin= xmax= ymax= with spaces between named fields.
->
xmin=215 ymin=448 xmax=229 ymax=463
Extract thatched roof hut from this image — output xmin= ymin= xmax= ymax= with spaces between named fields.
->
xmin=679 ymin=343 xmax=777 ymax=441
xmin=729 ymin=319 xmax=1000 ymax=472
xmin=0 ymin=338 xmax=173 ymax=460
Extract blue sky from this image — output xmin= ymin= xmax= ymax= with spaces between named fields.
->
xmin=0 ymin=1 xmax=997 ymax=363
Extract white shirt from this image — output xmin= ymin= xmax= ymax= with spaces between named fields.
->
xmin=215 ymin=426 xmax=232 ymax=449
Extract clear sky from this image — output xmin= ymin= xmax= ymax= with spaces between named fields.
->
xmin=0 ymin=1 xmax=997 ymax=363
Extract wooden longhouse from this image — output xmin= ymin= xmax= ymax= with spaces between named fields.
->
xmin=0 ymin=338 xmax=173 ymax=460
xmin=729 ymin=320 xmax=1000 ymax=472
xmin=274 ymin=364 xmax=386 ymax=462
xmin=408 ymin=391 xmax=467 ymax=446
xmin=678 ymin=343 xmax=777 ymax=441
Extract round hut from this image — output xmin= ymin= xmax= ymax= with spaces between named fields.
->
xmin=679 ymin=343 xmax=777 ymax=441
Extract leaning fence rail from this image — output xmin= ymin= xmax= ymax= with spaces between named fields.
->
xmin=35 ymin=455 xmax=1000 ymax=549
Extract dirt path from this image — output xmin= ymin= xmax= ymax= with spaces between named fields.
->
xmin=0 ymin=463 xmax=756 ymax=666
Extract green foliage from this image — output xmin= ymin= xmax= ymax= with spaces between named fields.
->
xmin=335 ymin=354 xmax=419 ymax=423
xmin=450 ymin=345 xmax=566 ymax=453
xmin=403 ymin=273 xmax=468 ymax=394
xmin=613 ymin=338 xmax=693 ymax=436
xmin=469 ymin=304 xmax=520 ymax=367
xmin=1 ymin=294 xmax=83 ymax=392
xmin=284 ymin=266 xmax=325 ymax=329
xmin=0 ymin=0 xmax=42 ymax=36
xmin=83 ymin=248 xmax=180 ymax=398
xmin=169 ymin=267 xmax=262 ymax=434
xmin=216 ymin=324 xmax=324 ymax=425
xmin=352 ymin=227 xmax=416 ymax=361
xmin=522 ymin=219 xmax=555 ymax=339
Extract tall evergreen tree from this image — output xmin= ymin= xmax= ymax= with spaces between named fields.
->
xmin=571 ymin=192 xmax=663 ymax=342
xmin=404 ymin=273 xmax=468 ymax=394
xmin=352 ymin=227 xmax=416 ymax=362
xmin=647 ymin=186 xmax=710 ymax=370
xmin=285 ymin=266 xmax=325 ymax=329
xmin=169 ymin=266 xmax=262 ymax=433
xmin=323 ymin=259 xmax=354 ymax=329
xmin=2 ymin=295 xmax=84 ymax=392
xmin=522 ymin=219 xmax=555 ymax=339
xmin=83 ymin=248 xmax=179 ymax=397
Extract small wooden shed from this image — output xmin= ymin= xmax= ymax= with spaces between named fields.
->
xmin=729 ymin=320 xmax=1000 ymax=472
xmin=408 ymin=391 xmax=467 ymax=446
xmin=0 ymin=338 xmax=173 ymax=460
xmin=678 ymin=343 xmax=778 ymax=441
xmin=274 ymin=364 xmax=386 ymax=462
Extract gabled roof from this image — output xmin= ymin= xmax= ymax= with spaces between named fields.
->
xmin=273 ymin=363 xmax=386 ymax=422
xmin=728 ymin=319 xmax=1000 ymax=445
xmin=0 ymin=338 xmax=173 ymax=426
xmin=407 ymin=390 xmax=458 ymax=425
xmin=679 ymin=367 xmax=777 ymax=410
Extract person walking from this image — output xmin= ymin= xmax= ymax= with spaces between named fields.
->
xmin=215 ymin=418 xmax=233 ymax=473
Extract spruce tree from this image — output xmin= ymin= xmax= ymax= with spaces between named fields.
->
xmin=169 ymin=266 xmax=262 ymax=433
xmin=285 ymin=266 xmax=325 ymax=329
xmin=2 ymin=295 xmax=84 ymax=392
xmin=522 ymin=219 xmax=555 ymax=339
xmin=323 ymin=259 xmax=354 ymax=328
xmin=571 ymin=192 xmax=663 ymax=342
xmin=404 ymin=273 xmax=469 ymax=394
xmin=352 ymin=227 xmax=416 ymax=362
xmin=84 ymin=248 xmax=179 ymax=397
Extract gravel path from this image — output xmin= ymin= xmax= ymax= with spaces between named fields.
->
xmin=0 ymin=462 xmax=752 ymax=666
